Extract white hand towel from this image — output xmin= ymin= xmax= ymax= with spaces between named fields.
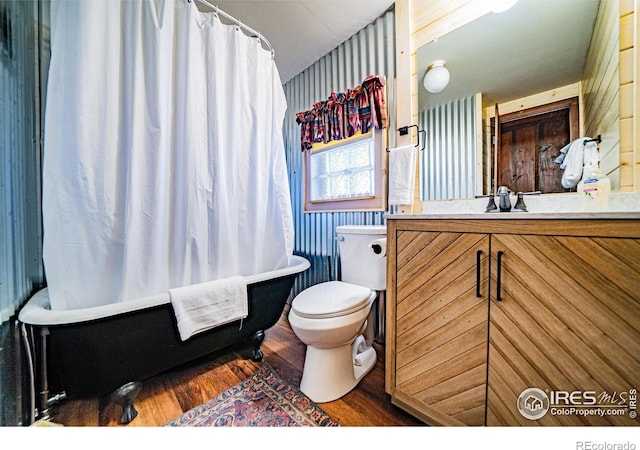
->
xmin=560 ymin=138 xmax=584 ymax=188
xmin=388 ymin=145 xmax=417 ymax=205
xmin=169 ymin=276 xmax=248 ymax=341
xmin=559 ymin=137 xmax=598 ymax=189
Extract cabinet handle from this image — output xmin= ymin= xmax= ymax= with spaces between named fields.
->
xmin=496 ymin=251 xmax=504 ymax=301
xmin=476 ymin=250 xmax=483 ymax=298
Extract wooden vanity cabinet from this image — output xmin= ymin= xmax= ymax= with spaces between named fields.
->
xmin=385 ymin=218 xmax=640 ymax=426
xmin=487 ymin=232 xmax=640 ymax=426
xmin=387 ymin=228 xmax=490 ymax=425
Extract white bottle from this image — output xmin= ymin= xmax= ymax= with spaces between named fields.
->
xmin=577 ymin=161 xmax=611 ymax=211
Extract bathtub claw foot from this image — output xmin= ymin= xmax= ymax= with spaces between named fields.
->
xmin=249 ymin=330 xmax=265 ymax=362
xmin=252 ymin=348 xmax=264 ymax=362
xmin=111 ymin=381 xmax=143 ymax=424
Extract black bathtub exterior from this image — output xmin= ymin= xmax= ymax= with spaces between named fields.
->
xmin=31 ymin=274 xmax=298 ymax=403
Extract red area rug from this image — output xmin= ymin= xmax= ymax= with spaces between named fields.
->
xmin=164 ymin=363 xmax=340 ymax=427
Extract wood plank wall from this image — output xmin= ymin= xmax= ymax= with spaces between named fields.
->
xmin=619 ymin=0 xmax=637 ymax=191
xmin=584 ymin=0 xmax=621 ymax=188
xmin=396 ymin=0 xmax=638 ymax=207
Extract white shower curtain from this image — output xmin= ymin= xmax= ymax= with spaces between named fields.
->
xmin=42 ymin=0 xmax=293 ymax=310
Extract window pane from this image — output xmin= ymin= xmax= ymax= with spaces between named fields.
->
xmin=350 ymin=169 xmax=372 ymax=196
xmin=310 ymin=152 xmax=328 ymax=177
xmin=328 ymin=147 xmax=348 ymax=172
xmin=330 ymin=174 xmax=350 ymax=198
xmin=349 ymin=141 xmax=372 ymax=169
xmin=311 ymin=176 xmax=329 ymax=200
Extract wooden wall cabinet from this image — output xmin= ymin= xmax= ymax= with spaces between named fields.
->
xmin=385 ymin=218 xmax=640 ymax=426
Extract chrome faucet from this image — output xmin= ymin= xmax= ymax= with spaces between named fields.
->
xmin=498 ymin=186 xmax=511 ymax=212
xmin=482 ymin=188 xmax=539 ymax=213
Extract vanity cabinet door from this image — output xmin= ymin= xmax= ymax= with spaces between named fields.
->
xmin=487 ymin=234 xmax=640 ymax=426
xmin=391 ymin=230 xmax=490 ymax=426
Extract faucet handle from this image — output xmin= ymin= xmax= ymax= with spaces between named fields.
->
xmin=513 ymin=192 xmax=528 ymax=212
xmin=485 ymin=195 xmax=498 ymax=213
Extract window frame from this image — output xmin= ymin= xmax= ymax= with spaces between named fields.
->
xmin=303 ymin=128 xmax=388 ymax=213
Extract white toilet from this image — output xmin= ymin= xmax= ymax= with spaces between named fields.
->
xmin=288 ymin=225 xmax=386 ymax=403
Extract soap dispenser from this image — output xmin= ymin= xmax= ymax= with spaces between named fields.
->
xmin=577 ymin=160 xmax=610 ymax=211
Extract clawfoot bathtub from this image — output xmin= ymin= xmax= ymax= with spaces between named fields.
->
xmin=18 ymin=255 xmax=309 ymax=424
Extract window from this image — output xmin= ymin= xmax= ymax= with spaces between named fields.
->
xmin=304 ymin=130 xmax=387 ymax=212
xmin=310 ymin=136 xmax=373 ymax=200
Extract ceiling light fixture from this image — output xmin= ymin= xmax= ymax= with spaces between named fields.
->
xmin=423 ymin=60 xmax=450 ymax=93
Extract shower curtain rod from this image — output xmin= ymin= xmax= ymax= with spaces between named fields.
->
xmin=191 ymin=0 xmax=275 ymax=58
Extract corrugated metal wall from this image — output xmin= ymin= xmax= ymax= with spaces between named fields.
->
xmin=283 ymin=8 xmax=395 ymax=297
xmin=419 ymin=95 xmax=476 ymax=201
xmin=0 ymin=1 xmax=46 ymax=324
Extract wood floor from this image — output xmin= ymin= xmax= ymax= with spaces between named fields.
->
xmin=52 ymin=312 xmax=424 ymax=427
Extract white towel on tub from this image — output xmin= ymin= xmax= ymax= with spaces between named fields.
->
xmin=169 ymin=277 xmax=248 ymax=341
xmin=388 ymin=144 xmax=417 ymax=205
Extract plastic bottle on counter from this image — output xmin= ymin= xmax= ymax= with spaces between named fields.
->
xmin=577 ymin=160 xmax=611 ymax=211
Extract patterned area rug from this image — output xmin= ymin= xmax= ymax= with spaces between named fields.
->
xmin=164 ymin=363 xmax=340 ymax=427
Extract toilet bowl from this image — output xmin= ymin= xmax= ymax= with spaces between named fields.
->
xmin=288 ymin=281 xmax=378 ymax=403
xmin=289 ymin=225 xmax=386 ymax=403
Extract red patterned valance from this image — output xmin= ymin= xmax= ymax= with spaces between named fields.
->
xmin=295 ymin=75 xmax=387 ymax=151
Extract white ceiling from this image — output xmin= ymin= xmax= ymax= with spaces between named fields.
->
xmin=208 ymin=0 xmax=396 ymax=83
xmin=196 ymin=0 xmax=602 ymax=108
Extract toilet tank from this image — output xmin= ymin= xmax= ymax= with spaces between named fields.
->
xmin=336 ymin=225 xmax=387 ymax=291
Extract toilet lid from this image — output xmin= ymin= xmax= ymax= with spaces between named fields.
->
xmin=292 ymin=281 xmax=373 ymax=319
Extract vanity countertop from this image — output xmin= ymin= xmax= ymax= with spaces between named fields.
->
xmin=386 ymin=211 xmax=640 ymax=220
xmin=387 ymin=192 xmax=640 ymax=221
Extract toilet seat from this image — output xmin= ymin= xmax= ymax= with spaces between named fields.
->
xmin=291 ymin=281 xmax=373 ymax=319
